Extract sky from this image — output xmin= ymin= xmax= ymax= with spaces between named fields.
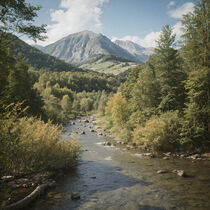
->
xmin=25 ymin=0 xmax=195 ymax=48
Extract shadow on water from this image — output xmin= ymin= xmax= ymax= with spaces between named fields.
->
xmin=30 ymin=161 xmax=166 ymax=210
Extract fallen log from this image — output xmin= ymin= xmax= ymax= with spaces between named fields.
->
xmin=5 ymin=184 xmax=48 ymax=210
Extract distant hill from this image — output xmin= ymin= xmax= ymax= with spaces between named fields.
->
xmin=114 ymin=40 xmax=154 ymax=62
xmin=41 ymin=30 xmax=141 ymax=64
xmin=79 ymin=54 xmax=137 ymax=75
xmin=7 ymin=34 xmax=84 ymax=72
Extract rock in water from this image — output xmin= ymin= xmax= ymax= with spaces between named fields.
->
xmin=157 ymin=170 xmax=167 ymax=174
xmin=71 ymin=192 xmax=80 ymax=200
xmin=172 ymin=170 xmax=186 ymax=177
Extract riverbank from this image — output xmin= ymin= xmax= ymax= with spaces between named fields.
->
xmin=29 ymin=116 xmax=210 ymax=210
xmin=90 ymin=114 xmax=210 ymax=162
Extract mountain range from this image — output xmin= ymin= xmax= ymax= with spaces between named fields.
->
xmin=40 ymin=30 xmax=154 ymax=65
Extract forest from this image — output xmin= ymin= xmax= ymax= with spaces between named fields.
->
xmin=105 ymin=1 xmax=209 ymax=152
xmin=0 ymin=0 xmax=209 ymax=179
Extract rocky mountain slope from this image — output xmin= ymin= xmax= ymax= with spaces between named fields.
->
xmin=41 ymin=31 xmax=147 ymax=64
xmin=114 ymin=40 xmax=154 ymax=62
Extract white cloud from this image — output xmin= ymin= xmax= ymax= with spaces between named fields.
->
xmin=113 ymin=20 xmax=186 ymax=49
xmin=172 ymin=21 xmax=183 ymax=38
xmin=112 ymin=31 xmax=161 ymax=48
xmin=168 ymin=2 xmax=194 ymax=19
xmin=167 ymin=1 xmax=176 ymax=9
xmin=28 ymin=0 xmax=109 ymax=46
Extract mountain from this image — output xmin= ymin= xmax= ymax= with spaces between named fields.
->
xmin=80 ymin=54 xmax=137 ymax=75
xmin=41 ymin=30 xmax=140 ymax=64
xmin=7 ymin=35 xmax=84 ymax=72
xmin=114 ymin=40 xmax=154 ymax=62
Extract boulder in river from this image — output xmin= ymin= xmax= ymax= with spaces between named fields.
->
xmin=90 ymin=129 xmax=95 ymax=132
xmin=80 ymin=131 xmax=85 ymax=135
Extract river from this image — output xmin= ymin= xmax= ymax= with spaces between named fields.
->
xmin=31 ymin=117 xmax=210 ymax=210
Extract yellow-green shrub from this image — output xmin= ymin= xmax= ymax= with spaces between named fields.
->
xmin=105 ymin=93 xmax=128 ymax=128
xmin=132 ymin=111 xmax=181 ymax=152
xmin=0 ymin=103 xmax=80 ymax=176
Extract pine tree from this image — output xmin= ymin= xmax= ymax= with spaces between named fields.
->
xmin=181 ymin=0 xmax=210 ymax=149
xmin=155 ymin=25 xmax=186 ymax=112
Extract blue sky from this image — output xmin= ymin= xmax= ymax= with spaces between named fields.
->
xmin=26 ymin=0 xmax=195 ymax=48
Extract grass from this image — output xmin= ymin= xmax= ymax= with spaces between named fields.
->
xmin=80 ymin=56 xmax=137 ymax=75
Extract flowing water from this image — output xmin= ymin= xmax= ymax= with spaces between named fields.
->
xmin=31 ymin=117 xmax=210 ymax=210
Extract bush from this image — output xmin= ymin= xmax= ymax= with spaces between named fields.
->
xmin=105 ymin=93 xmax=128 ymax=129
xmin=132 ymin=111 xmax=181 ymax=152
xmin=0 ymin=103 xmax=80 ymax=176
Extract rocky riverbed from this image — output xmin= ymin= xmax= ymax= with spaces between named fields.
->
xmin=25 ymin=116 xmax=210 ymax=210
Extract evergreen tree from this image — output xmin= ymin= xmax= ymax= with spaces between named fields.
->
xmin=181 ymin=0 xmax=210 ymax=149
xmin=155 ymin=25 xmax=186 ymax=112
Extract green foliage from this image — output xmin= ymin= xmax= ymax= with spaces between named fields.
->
xmin=105 ymin=93 xmax=128 ymax=129
xmin=0 ymin=45 xmax=43 ymax=116
xmin=180 ymin=67 xmax=210 ymax=150
xmin=132 ymin=111 xmax=181 ymax=152
xmin=180 ymin=0 xmax=210 ymax=150
xmin=155 ymin=25 xmax=186 ymax=112
xmin=104 ymin=1 xmax=209 ymax=152
xmin=181 ymin=0 xmax=209 ymax=69
xmin=0 ymin=103 xmax=81 ymax=176
xmin=0 ymin=0 xmax=46 ymax=41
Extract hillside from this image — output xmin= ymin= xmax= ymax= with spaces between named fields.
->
xmin=7 ymin=34 xmax=84 ymax=72
xmin=79 ymin=54 xmax=138 ymax=75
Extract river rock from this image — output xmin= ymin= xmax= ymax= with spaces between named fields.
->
xmin=72 ymin=122 xmax=75 ymax=125
xmin=84 ymin=119 xmax=89 ymax=123
xmin=99 ymin=132 xmax=103 ymax=135
xmin=90 ymin=129 xmax=95 ymax=132
xmin=163 ymin=157 xmax=169 ymax=160
xmin=157 ymin=170 xmax=167 ymax=174
xmin=80 ymin=131 xmax=85 ymax=135
xmin=163 ymin=152 xmax=171 ymax=156
xmin=190 ymin=154 xmax=201 ymax=160
xmin=71 ymin=192 xmax=80 ymax=200
xmin=172 ymin=170 xmax=186 ymax=177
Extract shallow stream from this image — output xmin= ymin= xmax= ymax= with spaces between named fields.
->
xmin=31 ymin=117 xmax=210 ymax=210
